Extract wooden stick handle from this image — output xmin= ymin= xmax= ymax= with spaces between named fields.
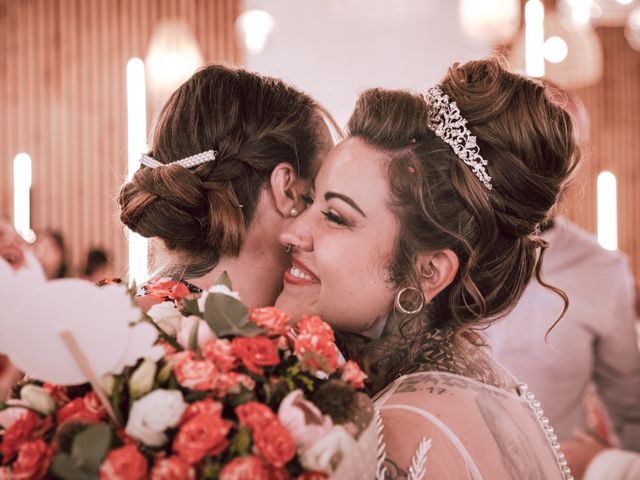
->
xmin=59 ymin=329 xmax=118 ymax=425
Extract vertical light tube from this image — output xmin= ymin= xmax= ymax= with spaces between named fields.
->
xmin=13 ymin=153 xmax=34 ymax=242
xmin=525 ymin=0 xmax=545 ymax=77
xmin=126 ymin=58 xmax=149 ymax=284
xmin=597 ymin=171 xmax=617 ymax=251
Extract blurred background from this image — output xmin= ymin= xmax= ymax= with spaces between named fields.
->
xmin=0 ymin=0 xmax=638 ymax=282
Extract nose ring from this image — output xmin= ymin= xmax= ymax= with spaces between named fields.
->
xmin=285 ymin=242 xmax=300 ymax=253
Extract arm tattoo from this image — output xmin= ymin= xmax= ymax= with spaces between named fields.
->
xmin=382 ymin=458 xmax=408 ymax=479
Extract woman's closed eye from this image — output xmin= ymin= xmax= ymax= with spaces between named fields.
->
xmin=321 ymin=209 xmax=349 ymax=227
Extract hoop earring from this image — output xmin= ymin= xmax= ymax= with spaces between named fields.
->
xmin=395 ymin=287 xmax=424 ymax=315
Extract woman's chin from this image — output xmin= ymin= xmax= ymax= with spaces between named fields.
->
xmin=274 ymin=288 xmax=320 ymax=320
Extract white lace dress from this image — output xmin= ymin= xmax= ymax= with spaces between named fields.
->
xmin=374 ymin=371 xmax=573 ymax=480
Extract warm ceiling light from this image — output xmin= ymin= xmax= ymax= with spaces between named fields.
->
xmin=459 ymin=0 xmax=520 ymax=44
xmin=525 ymin=0 xmax=546 ymax=77
xmin=235 ymin=9 xmax=275 ymax=55
xmin=145 ymin=20 xmax=204 ymax=110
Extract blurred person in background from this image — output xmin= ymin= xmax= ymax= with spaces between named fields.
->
xmin=82 ymin=248 xmax=114 ymax=283
xmin=33 ymin=229 xmax=68 ymax=279
xmin=486 ymin=83 xmax=640 ymax=479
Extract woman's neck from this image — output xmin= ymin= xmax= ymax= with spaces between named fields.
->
xmin=185 ymin=248 xmax=287 ymax=308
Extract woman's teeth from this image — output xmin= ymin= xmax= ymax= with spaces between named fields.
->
xmin=290 ymin=266 xmax=313 ymax=281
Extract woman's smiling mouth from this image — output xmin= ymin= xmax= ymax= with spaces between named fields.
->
xmin=284 ymin=258 xmax=320 ymax=286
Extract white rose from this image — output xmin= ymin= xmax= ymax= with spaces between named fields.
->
xmin=129 ymin=359 xmax=157 ymax=399
xmin=176 ymin=315 xmax=215 ymax=350
xmin=147 ymin=301 xmax=182 ymax=336
xmin=125 ymin=389 xmax=187 ymax=447
xmin=197 ymin=285 xmax=242 ymax=313
xmin=300 ymin=425 xmax=358 ymax=475
xmin=20 ymin=385 xmax=55 ymax=415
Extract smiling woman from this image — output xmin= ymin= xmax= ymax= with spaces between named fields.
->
xmin=275 ymin=57 xmax=580 ymax=479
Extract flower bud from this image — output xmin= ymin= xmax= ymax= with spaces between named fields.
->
xmin=20 ymin=385 xmax=55 ymax=415
xmin=129 ymin=359 xmax=157 ymax=399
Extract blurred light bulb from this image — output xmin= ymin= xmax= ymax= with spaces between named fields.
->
xmin=235 ymin=9 xmax=275 ymax=55
xmin=544 ymin=36 xmax=569 ymax=62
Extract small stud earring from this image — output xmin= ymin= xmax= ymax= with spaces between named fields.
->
xmin=290 ymin=208 xmax=299 ymax=217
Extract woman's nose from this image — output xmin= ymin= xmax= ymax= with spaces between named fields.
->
xmin=279 ymin=212 xmax=313 ymax=253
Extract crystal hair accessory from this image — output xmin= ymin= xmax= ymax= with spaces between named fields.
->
xmin=139 ymin=149 xmax=218 ymax=169
xmin=424 ymin=85 xmax=493 ymax=190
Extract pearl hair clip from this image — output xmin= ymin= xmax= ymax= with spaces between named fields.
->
xmin=139 ymin=150 xmax=218 ymax=169
xmin=424 ymin=85 xmax=493 ymax=190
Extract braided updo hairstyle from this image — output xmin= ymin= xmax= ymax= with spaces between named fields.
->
xmin=343 ymin=58 xmax=580 ymax=393
xmin=119 ymin=65 xmax=333 ymax=272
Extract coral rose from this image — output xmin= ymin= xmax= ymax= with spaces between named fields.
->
xmin=150 ymin=456 xmax=195 ymax=480
xmin=253 ymin=421 xmax=296 ymax=468
xmin=293 ymin=316 xmax=339 ymax=373
xmin=99 ymin=444 xmax=148 ymax=480
xmin=235 ymin=402 xmax=277 ymax=431
xmin=340 ymin=360 xmax=367 ymax=389
xmin=249 ymin=307 xmax=291 ymax=336
xmin=202 ymin=338 xmax=236 ymax=373
xmin=172 ymin=353 xmax=218 ymax=391
xmin=219 ymin=455 xmax=269 ymax=480
xmin=0 ymin=410 xmax=39 ymax=460
xmin=182 ymin=398 xmax=222 ymax=423
xmin=11 ymin=439 xmax=52 ymax=480
xmin=57 ymin=392 xmax=106 ymax=425
xmin=173 ymin=412 xmax=231 ymax=464
xmin=144 ymin=279 xmax=190 ymax=301
xmin=213 ymin=372 xmax=256 ymax=398
xmin=231 ymin=336 xmax=280 ymax=375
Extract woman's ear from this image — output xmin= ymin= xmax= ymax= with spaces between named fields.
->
xmin=269 ymin=163 xmax=304 ymax=217
xmin=417 ymin=249 xmax=459 ymax=302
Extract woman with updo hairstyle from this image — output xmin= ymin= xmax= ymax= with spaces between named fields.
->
xmin=119 ymin=64 xmax=335 ymax=307
xmin=275 ymin=58 xmax=579 ymax=478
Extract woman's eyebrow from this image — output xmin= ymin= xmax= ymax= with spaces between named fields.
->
xmin=324 ymin=191 xmax=366 ymax=217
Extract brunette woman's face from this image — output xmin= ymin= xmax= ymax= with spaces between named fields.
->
xmin=275 ymin=137 xmax=399 ymax=336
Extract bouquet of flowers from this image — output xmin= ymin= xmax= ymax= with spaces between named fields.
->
xmin=0 ymin=274 xmax=379 ymax=480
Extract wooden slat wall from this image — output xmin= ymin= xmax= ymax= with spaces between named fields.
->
xmin=0 ymin=0 xmax=241 ymax=275
xmin=561 ymin=26 xmax=640 ymax=276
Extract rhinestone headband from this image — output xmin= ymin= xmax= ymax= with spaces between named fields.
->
xmin=424 ymin=85 xmax=493 ymax=190
xmin=139 ymin=150 xmax=218 ymax=169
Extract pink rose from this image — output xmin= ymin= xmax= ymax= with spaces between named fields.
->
xmin=177 ymin=316 xmax=215 ymax=350
xmin=277 ymin=390 xmax=333 ymax=449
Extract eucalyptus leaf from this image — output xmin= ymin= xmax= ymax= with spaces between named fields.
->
xmin=50 ymin=452 xmax=95 ymax=480
xmin=70 ymin=423 xmax=113 ymax=473
xmin=182 ymin=298 xmax=201 ymax=318
xmin=204 ymin=293 xmax=250 ymax=337
xmin=215 ymin=271 xmax=233 ymax=289
xmin=188 ymin=319 xmax=199 ymax=351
